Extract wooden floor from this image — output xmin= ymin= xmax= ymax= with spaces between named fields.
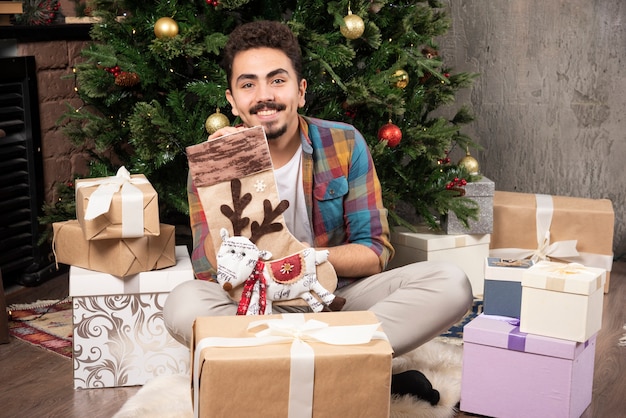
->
xmin=1 ymin=263 xmax=625 ymax=418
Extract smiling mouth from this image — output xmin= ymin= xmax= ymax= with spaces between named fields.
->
xmin=250 ymin=102 xmax=286 ymax=116
xmin=256 ymin=109 xmax=277 ymax=117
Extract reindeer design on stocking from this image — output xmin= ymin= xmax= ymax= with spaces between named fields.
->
xmin=215 ymin=179 xmax=346 ymax=315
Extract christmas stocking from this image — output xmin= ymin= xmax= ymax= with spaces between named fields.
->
xmin=186 ymin=126 xmax=339 ymax=309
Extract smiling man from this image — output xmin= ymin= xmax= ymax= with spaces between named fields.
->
xmin=164 ymin=20 xmax=473 ymax=403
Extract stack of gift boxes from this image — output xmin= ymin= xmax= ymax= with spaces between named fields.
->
xmin=460 ymin=191 xmax=615 ymax=418
xmin=52 ymin=167 xmax=193 ymax=389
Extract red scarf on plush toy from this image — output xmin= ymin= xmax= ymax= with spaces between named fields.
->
xmin=236 ymin=260 xmax=267 ymax=315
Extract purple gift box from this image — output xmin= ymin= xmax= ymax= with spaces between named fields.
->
xmin=460 ymin=315 xmax=596 ymax=418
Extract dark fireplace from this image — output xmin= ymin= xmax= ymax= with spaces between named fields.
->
xmin=0 ymin=56 xmax=56 ymax=286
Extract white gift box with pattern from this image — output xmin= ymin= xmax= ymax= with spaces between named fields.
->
xmin=520 ymin=260 xmax=605 ymax=342
xmin=70 ymin=246 xmax=193 ymax=389
xmin=388 ymin=226 xmax=490 ymax=296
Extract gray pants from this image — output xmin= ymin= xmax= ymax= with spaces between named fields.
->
xmin=163 ymin=260 xmax=473 ymax=357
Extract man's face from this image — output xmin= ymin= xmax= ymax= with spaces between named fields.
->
xmin=225 ymin=47 xmax=306 ymax=141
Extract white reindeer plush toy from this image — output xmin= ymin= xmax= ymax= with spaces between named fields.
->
xmin=216 ymin=228 xmax=345 ymax=315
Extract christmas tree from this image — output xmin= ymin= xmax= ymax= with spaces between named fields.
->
xmin=55 ymin=0 xmax=480 ymax=230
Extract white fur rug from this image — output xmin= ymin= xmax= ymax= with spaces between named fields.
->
xmin=113 ymin=338 xmax=463 ymax=418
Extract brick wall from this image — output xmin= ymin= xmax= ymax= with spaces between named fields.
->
xmin=18 ymin=39 xmax=92 ymax=203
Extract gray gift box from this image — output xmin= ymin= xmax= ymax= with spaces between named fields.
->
xmin=442 ymin=176 xmax=494 ymax=234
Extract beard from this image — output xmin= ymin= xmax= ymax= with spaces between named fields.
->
xmin=263 ymin=122 xmax=288 ymax=140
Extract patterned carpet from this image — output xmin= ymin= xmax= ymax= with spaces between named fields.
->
xmin=7 ymin=298 xmax=73 ymax=359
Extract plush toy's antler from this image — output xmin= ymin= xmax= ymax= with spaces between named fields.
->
xmin=220 ymin=179 xmax=251 ymax=236
xmin=249 ymin=199 xmax=289 ymax=244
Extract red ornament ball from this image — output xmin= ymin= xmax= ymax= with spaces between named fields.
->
xmin=377 ymin=122 xmax=402 ymax=147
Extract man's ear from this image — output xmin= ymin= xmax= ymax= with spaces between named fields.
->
xmin=298 ymin=79 xmax=307 ymax=108
xmin=225 ymin=89 xmax=240 ymax=116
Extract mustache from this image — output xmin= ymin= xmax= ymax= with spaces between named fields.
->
xmin=250 ymin=102 xmax=286 ymax=114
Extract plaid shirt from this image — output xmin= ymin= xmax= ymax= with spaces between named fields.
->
xmin=188 ymin=115 xmax=394 ymax=287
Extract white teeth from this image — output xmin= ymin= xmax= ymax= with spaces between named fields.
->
xmin=257 ymin=109 xmax=277 ymax=116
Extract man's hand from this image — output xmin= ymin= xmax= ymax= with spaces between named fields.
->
xmin=322 ymin=243 xmax=382 ymax=278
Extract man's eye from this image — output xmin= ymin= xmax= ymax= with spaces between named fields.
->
xmin=241 ymin=82 xmax=253 ymax=89
xmin=272 ymin=78 xmax=285 ymax=85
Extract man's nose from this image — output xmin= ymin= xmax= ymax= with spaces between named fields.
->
xmin=255 ymin=82 xmax=274 ymax=102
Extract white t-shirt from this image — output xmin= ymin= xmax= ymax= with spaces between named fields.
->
xmin=273 ymin=145 xmax=314 ymax=245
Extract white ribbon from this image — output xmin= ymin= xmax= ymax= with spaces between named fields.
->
xmin=75 ymin=166 xmax=148 ymax=237
xmin=192 ymin=313 xmax=387 ymax=418
xmin=490 ymin=194 xmax=580 ymax=262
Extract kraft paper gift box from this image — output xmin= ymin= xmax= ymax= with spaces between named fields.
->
xmin=520 ymin=260 xmax=605 ymax=343
xmin=388 ymin=225 xmax=490 ymax=296
xmin=460 ymin=315 xmax=596 ymax=418
xmin=483 ymin=257 xmax=534 ymax=318
xmin=71 ymin=245 xmax=193 ymax=389
xmin=75 ymin=167 xmax=160 ymax=240
xmin=442 ymin=176 xmax=494 ymax=235
xmin=53 ymin=220 xmax=176 ymax=277
xmin=490 ymin=191 xmax=614 ymax=293
xmin=192 ymin=311 xmax=393 ymax=418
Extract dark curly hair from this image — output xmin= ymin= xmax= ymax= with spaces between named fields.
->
xmin=221 ymin=20 xmax=303 ymax=89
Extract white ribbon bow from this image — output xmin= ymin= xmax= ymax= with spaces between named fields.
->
xmin=75 ymin=166 xmax=148 ymax=237
xmin=193 ymin=313 xmax=387 ymax=418
xmin=490 ymin=194 xmax=580 ymax=262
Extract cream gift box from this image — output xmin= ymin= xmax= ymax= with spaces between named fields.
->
xmin=442 ymin=176 xmax=494 ymax=235
xmin=71 ymin=245 xmax=193 ymax=389
xmin=490 ymin=191 xmax=614 ymax=293
xmin=75 ymin=167 xmax=160 ymax=240
xmin=192 ymin=311 xmax=393 ymax=418
xmin=483 ymin=257 xmax=534 ymax=319
xmin=460 ymin=315 xmax=596 ymax=418
xmin=53 ymin=220 xmax=176 ymax=277
xmin=388 ymin=226 xmax=490 ymax=296
xmin=520 ymin=260 xmax=605 ymax=342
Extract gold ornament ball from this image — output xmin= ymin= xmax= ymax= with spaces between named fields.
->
xmin=340 ymin=12 xmax=365 ymax=40
xmin=205 ymin=109 xmax=230 ymax=134
xmin=458 ymin=150 xmax=480 ymax=175
xmin=392 ymin=69 xmax=409 ymax=89
xmin=154 ymin=17 xmax=179 ymax=39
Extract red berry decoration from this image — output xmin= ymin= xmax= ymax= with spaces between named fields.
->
xmin=105 ymin=65 xmax=122 ymax=77
xmin=445 ymin=177 xmax=468 ymax=196
xmin=377 ymin=121 xmax=402 ymax=147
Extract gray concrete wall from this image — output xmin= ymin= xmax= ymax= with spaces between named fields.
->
xmin=439 ymin=0 xmax=626 ymax=259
